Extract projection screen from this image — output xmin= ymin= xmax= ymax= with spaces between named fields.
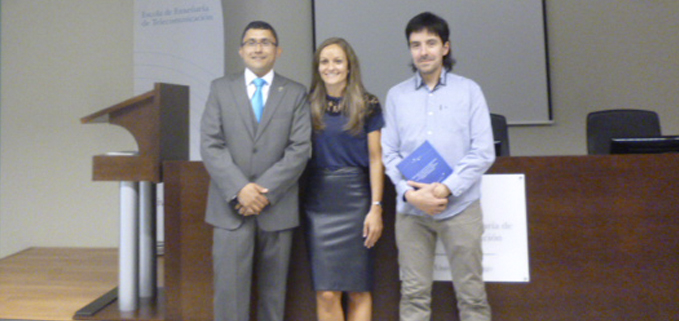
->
xmin=313 ymin=0 xmax=551 ymax=125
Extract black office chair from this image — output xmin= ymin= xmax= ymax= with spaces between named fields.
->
xmin=586 ymin=109 xmax=661 ymax=155
xmin=490 ymin=113 xmax=510 ymax=156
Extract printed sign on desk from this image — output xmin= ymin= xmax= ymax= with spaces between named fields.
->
xmin=433 ymin=174 xmax=530 ymax=283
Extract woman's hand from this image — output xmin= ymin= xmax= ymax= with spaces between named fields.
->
xmin=363 ymin=205 xmax=384 ymax=248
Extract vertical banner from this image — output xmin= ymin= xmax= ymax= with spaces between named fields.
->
xmin=433 ymin=174 xmax=530 ymax=282
xmin=134 ymin=0 xmax=224 ymax=245
xmin=134 ymin=0 xmax=224 ymax=161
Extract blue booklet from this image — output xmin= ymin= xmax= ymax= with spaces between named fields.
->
xmin=397 ymin=141 xmax=453 ymax=183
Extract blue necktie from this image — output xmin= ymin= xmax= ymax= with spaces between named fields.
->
xmin=251 ymin=78 xmax=266 ymax=122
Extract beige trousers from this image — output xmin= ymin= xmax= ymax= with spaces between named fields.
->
xmin=396 ymin=201 xmax=491 ymax=321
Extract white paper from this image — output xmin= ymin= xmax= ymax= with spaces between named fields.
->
xmin=433 ymin=174 xmax=530 ymax=283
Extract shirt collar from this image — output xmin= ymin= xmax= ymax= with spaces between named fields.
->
xmin=245 ymin=68 xmax=275 ymax=86
xmin=414 ymin=70 xmax=448 ymax=90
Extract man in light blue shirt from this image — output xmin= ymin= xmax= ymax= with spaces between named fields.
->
xmin=381 ymin=12 xmax=495 ymax=321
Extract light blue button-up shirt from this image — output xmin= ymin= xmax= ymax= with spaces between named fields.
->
xmin=381 ymin=71 xmax=496 ymax=220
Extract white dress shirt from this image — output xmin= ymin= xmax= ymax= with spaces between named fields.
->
xmin=244 ymin=68 xmax=275 ymax=106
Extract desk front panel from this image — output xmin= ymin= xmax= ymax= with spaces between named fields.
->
xmin=163 ymin=154 xmax=679 ymax=320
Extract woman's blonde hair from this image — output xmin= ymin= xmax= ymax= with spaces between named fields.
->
xmin=308 ymin=37 xmax=367 ymax=135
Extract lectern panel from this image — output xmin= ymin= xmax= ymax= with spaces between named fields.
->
xmin=92 ymin=155 xmax=159 ymax=182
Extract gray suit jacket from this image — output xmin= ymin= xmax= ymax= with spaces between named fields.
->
xmin=200 ymin=72 xmax=311 ymax=232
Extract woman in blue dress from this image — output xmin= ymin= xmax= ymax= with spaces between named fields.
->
xmin=304 ymin=37 xmax=385 ymax=321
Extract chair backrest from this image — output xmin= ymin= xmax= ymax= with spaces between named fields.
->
xmin=490 ymin=113 xmax=510 ymax=156
xmin=586 ymin=109 xmax=661 ymax=155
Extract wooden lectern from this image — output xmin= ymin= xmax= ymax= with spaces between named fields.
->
xmin=81 ymin=83 xmax=189 ymax=182
xmin=80 ymin=83 xmax=189 ymax=314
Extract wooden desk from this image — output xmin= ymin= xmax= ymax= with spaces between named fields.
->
xmin=164 ymin=154 xmax=679 ymax=320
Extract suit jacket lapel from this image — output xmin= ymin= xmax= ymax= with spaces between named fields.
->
xmin=231 ymin=73 xmax=257 ymax=140
xmin=255 ymin=74 xmax=287 ymax=141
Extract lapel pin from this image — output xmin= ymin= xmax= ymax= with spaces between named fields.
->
xmin=278 ymin=86 xmax=284 ymax=92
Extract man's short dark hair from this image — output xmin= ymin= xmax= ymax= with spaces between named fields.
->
xmin=241 ymin=21 xmax=278 ymax=46
xmin=405 ymin=12 xmax=456 ymax=71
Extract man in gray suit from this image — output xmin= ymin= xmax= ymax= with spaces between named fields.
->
xmin=200 ymin=21 xmax=312 ymax=321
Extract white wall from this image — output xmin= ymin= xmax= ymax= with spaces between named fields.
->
xmin=1 ymin=0 xmax=679 ymax=258
xmin=0 ymin=0 xmax=135 ymax=257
